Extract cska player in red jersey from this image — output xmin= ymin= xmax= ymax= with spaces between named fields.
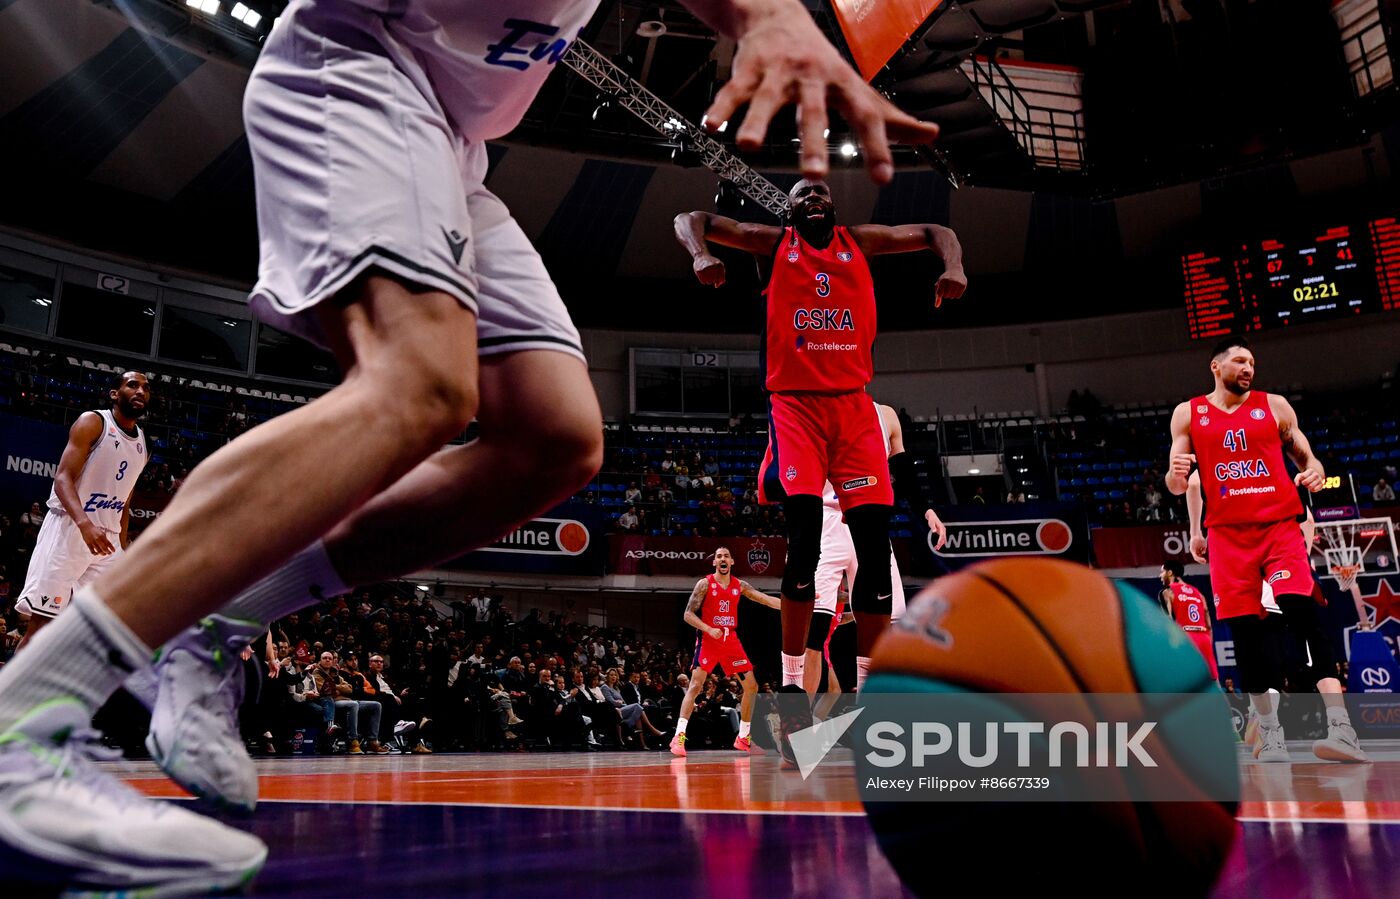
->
xmin=1167 ymin=336 xmax=1365 ymax=763
xmin=674 ymin=180 xmax=965 ymax=709
xmin=671 ymin=547 xmax=780 ymax=756
xmin=1158 ymin=560 xmax=1218 ymax=681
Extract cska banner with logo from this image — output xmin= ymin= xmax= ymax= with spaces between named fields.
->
xmin=442 ymin=502 xmax=609 ymax=576
xmin=905 ymin=501 xmax=1091 ymax=577
xmin=609 ymin=536 xmax=785 ymax=578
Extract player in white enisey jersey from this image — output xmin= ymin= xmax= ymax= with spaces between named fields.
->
xmin=0 ymin=1 xmax=942 ymax=894
xmin=14 ymin=372 xmax=149 ymax=647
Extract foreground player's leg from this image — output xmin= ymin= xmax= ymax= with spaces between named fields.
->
xmin=152 ymin=349 xmax=601 ymax=803
xmin=845 ymin=503 xmax=894 ymax=691
xmin=1275 ymin=593 xmax=1367 ymax=762
xmin=802 ymin=611 xmax=833 ymax=696
xmin=779 ymin=495 xmax=823 ymax=688
xmin=0 ymin=278 xmax=477 ymax=890
xmin=1228 ymin=613 xmax=1291 ymax=762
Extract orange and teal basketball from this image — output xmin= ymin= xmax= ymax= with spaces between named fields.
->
xmin=861 ymin=558 xmax=1238 ymax=896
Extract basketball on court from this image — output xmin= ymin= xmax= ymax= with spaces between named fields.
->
xmin=862 ymin=558 xmax=1238 ymax=895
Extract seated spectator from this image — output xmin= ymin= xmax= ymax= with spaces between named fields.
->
xmin=313 ymin=651 xmax=386 ymax=754
xmin=580 ymin=671 xmax=624 ymax=747
xmin=1375 ymin=478 xmax=1396 ymax=503
xmin=18 ymin=503 xmax=44 ymax=529
xmin=601 ymin=668 xmax=666 ymax=749
xmin=529 ymin=669 xmax=590 ymax=749
xmin=617 ymin=506 xmax=640 ymax=532
xmin=624 ymin=482 xmax=642 ymax=505
xmin=286 ymin=649 xmax=339 ymax=748
xmin=485 ymin=679 xmax=524 ymax=742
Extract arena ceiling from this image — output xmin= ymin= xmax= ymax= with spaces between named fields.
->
xmin=0 ymin=0 xmax=1395 ymax=329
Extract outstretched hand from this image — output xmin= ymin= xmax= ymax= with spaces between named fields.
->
xmin=704 ymin=5 xmax=939 ymax=184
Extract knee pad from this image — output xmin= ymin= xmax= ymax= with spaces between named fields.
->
xmin=806 ymin=611 xmax=835 ymax=652
xmin=780 ymin=495 xmax=823 ymax=601
xmin=845 ymin=504 xmax=893 ymax=615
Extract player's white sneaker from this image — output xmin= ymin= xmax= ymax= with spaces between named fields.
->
xmin=0 ymin=699 xmax=267 ymax=896
xmin=1313 ymin=721 xmax=1368 ymax=763
xmin=1254 ymin=725 xmax=1291 ymax=763
xmin=147 ymin=615 xmax=266 ymax=812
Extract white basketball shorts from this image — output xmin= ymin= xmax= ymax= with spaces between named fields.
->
xmin=15 ymin=513 xmax=123 ymax=620
xmin=243 ymin=1 xmax=583 ymax=361
xmin=813 ymin=506 xmax=906 ymax=621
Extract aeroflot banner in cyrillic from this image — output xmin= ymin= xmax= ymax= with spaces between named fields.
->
xmin=831 ymin=0 xmax=945 ymax=81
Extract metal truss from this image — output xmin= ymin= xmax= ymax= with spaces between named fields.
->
xmin=562 ymin=39 xmax=790 ymax=217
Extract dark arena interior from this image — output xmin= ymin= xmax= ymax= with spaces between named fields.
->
xmin=1 ymin=1 xmax=1400 ymax=896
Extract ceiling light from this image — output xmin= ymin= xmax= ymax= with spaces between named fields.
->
xmin=840 ymin=142 xmax=857 ymax=158
xmin=968 ymin=468 xmax=981 ymax=474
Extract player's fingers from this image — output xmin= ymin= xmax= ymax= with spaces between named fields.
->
xmin=845 ymin=98 xmax=894 ymax=184
xmin=883 ymin=105 xmax=942 ymax=145
xmin=735 ymin=73 xmax=787 ymax=151
xmin=705 ymin=64 xmax=761 ymax=134
xmin=795 ymin=79 xmax=829 ymax=178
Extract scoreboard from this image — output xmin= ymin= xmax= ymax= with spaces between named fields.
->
xmin=1181 ymin=216 xmax=1400 ymax=339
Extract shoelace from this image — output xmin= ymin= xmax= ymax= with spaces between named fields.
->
xmin=51 ymin=727 xmax=157 ymax=815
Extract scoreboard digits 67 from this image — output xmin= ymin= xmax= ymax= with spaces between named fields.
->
xmin=1182 ymin=216 xmax=1400 ymax=339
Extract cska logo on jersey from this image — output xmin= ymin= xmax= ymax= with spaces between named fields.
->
xmin=747 ymin=540 xmax=772 ymax=574
xmin=837 ymin=251 xmax=852 ymax=262
xmin=1251 ymin=408 xmax=1266 ymax=420
xmin=787 ymin=250 xmax=800 ymax=262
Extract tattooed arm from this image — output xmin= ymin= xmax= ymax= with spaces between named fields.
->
xmin=683 ymin=579 xmax=722 ymax=639
xmin=739 ymin=580 xmax=782 ymax=610
xmin=1269 ymin=394 xmax=1325 ymax=492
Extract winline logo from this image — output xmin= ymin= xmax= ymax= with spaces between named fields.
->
xmin=930 ymin=519 xmax=1074 ymax=557
xmin=483 ymin=518 xmax=590 ymax=556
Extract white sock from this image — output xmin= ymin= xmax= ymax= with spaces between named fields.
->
xmin=0 ymin=589 xmax=153 ymax=730
xmin=1258 ymin=710 xmax=1280 ymax=730
xmin=782 ymin=652 xmax=805 ymax=687
xmin=220 ymin=540 xmax=349 ymax=627
xmin=675 ymin=716 xmax=689 ymax=736
xmin=122 ymin=667 xmax=160 ymax=710
xmin=738 ymin=719 xmax=751 ymax=739
xmin=856 ymin=656 xmax=872 ymax=693
xmin=1326 ymin=705 xmax=1353 ymax=727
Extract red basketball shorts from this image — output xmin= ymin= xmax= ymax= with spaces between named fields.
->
xmin=692 ymin=631 xmax=753 ymax=675
xmin=1207 ymin=518 xmax=1312 ymax=619
xmin=1184 ymin=629 xmax=1218 ymax=680
xmin=757 ymin=391 xmax=893 ymax=510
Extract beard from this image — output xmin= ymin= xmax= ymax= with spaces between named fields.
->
xmin=116 ymin=397 xmax=146 ymax=419
xmin=791 ymin=208 xmax=836 ymax=243
xmin=1223 ymin=377 xmax=1249 ymax=396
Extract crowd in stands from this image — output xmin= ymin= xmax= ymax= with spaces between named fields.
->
xmin=4 ymin=337 xmax=1398 ymax=558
